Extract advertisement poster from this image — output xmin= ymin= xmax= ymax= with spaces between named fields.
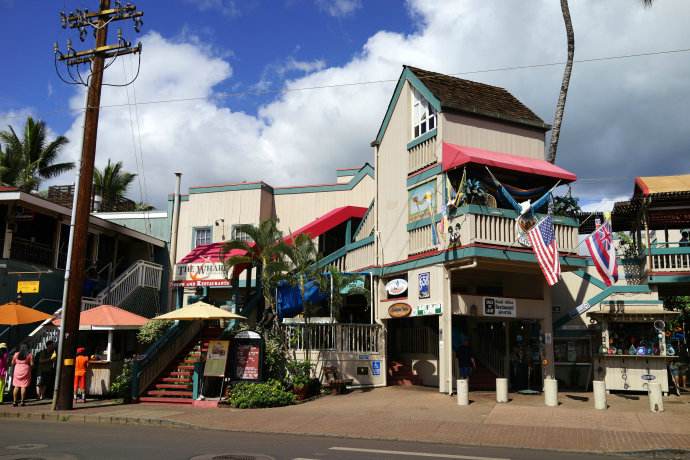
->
xmin=234 ymin=344 xmax=261 ymax=380
xmin=483 ymin=297 xmax=517 ymax=317
xmin=203 ymin=340 xmax=230 ymax=377
xmin=418 ymin=272 xmax=430 ymax=299
xmin=408 ymin=180 xmax=436 ymax=223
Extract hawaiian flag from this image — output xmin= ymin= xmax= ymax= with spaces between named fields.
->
xmin=585 ymin=220 xmax=618 ymax=287
xmin=528 ymin=215 xmax=561 ymax=286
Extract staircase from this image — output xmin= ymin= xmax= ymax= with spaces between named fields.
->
xmin=388 ymin=360 xmax=424 ymax=386
xmin=138 ymin=327 xmax=220 ymax=404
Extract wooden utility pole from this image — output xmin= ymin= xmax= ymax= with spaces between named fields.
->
xmin=53 ymin=0 xmax=143 ymax=411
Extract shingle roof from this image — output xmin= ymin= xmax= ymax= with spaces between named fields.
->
xmin=406 ymin=66 xmax=549 ymax=130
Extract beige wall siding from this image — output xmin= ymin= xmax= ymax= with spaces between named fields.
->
xmin=442 ymin=112 xmax=545 ymax=159
xmin=377 ymin=82 xmax=413 ymax=265
xmin=273 ymin=176 xmax=374 ymax=234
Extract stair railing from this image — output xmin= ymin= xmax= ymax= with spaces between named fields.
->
xmin=81 ymin=260 xmax=163 ymax=310
xmin=131 ymin=319 xmax=203 ymax=401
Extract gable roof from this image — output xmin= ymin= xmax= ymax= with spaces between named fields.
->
xmin=406 ymin=66 xmax=548 ymax=130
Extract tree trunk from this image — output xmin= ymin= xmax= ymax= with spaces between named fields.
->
xmin=547 ymin=0 xmax=575 ymax=164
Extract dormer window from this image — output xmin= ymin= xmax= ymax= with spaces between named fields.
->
xmin=412 ymin=87 xmax=436 ymax=139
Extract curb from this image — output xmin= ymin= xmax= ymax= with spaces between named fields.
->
xmin=0 ymin=409 xmax=194 ymax=430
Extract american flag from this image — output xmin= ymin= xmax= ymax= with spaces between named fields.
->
xmin=528 ymin=215 xmax=561 ymax=286
xmin=585 ymin=221 xmax=618 ymax=287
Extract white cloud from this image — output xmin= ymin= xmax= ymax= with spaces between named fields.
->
xmin=0 ymin=108 xmax=33 ymax=133
xmin=581 ymin=195 xmax=630 ymax=213
xmin=57 ymin=0 xmax=690 ymax=208
xmin=315 ymin=0 xmax=362 ymax=17
xmin=184 ymin=0 xmax=240 ymax=17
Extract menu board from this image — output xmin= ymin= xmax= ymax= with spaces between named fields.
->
xmin=204 ymin=340 xmax=230 ymax=377
xmin=234 ymin=344 xmax=260 ymax=380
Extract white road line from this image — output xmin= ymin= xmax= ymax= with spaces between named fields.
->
xmin=329 ymin=447 xmax=510 ymax=460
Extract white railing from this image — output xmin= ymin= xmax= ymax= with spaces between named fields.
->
xmin=408 ymin=136 xmax=437 ymax=174
xmin=649 ymin=248 xmax=690 ymax=273
xmin=81 ymin=260 xmax=163 ymax=310
xmin=285 ymin=323 xmax=382 ymax=353
xmin=409 ymin=224 xmax=435 ymax=255
xmin=345 ymin=241 xmax=375 ymax=272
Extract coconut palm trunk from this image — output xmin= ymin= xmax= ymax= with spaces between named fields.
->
xmin=547 ymin=0 xmax=574 ymax=165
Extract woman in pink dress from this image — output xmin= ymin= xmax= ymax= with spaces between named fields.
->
xmin=11 ymin=344 xmax=33 ymax=406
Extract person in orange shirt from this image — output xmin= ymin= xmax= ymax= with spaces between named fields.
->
xmin=73 ymin=347 xmax=89 ymax=402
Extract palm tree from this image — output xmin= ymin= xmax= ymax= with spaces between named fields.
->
xmin=548 ymin=0 xmax=654 ymax=164
xmin=94 ymin=159 xmax=136 ymax=212
xmin=0 ymin=117 xmax=73 ymax=192
xmin=222 ymin=219 xmax=290 ymax=324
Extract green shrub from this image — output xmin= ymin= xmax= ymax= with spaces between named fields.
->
xmin=286 ymin=360 xmax=313 ymax=387
xmin=110 ymin=360 xmax=133 ymax=400
xmin=137 ymin=320 xmax=173 ymax=346
xmin=229 ymin=380 xmax=295 ymax=409
xmin=262 ymin=334 xmax=288 ymax=382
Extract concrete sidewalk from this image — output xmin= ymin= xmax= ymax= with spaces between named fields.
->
xmin=2 ymin=387 xmax=690 ymax=454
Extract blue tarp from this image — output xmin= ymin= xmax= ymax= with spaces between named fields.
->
xmin=276 ymin=280 xmax=328 ymax=319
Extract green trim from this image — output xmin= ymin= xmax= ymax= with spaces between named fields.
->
xmin=313 ymin=235 xmax=375 ymax=270
xmin=649 ymin=247 xmax=690 ymax=255
xmin=373 ymin=67 xmax=441 ymax=146
xmin=648 ymin=274 xmax=690 ymax=284
xmin=274 ymin=164 xmax=374 ymax=195
xmin=407 ymin=217 xmax=439 ymax=231
xmin=614 ymin=300 xmax=664 ymax=305
xmin=353 ymin=200 xmax=374 ymax=240
xmin=571 ymin=270 xmax=608 ymax=290
xmin=189 ymin=182 xmax=272 ymax=194
xmin=406 ymin=128 xmax=437 ymax=150
xmin=345 ymin=219 xmax=352 ymax=245
xmin=451 ymin=204 xmax=580 ymax=228
xmin=336 ymin=168 xmax=361 ymax=177
xmin=407 ymin=164 xmax=442 ymax=188
xmin=349 ymin=235 xmax=375 ymax=251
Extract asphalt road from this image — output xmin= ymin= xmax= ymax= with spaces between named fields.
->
xmin=0 ymin=419 xmax=643 ymax=460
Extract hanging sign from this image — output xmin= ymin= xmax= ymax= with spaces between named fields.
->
xmin=418 ymin=272 xmax=430 ymax=299
xmin=483 ymin=297 xmax=516 ymax=317
xmin=385 ymin=279 xmax=408 ymax=296
xmin=17 ymin=280 xmax=40 ymax=294
xmin=173 ymin=261 xmax=231 ymax=287
xmin=388 ymin=302 xmax=412 ymax=318
xmin=203 ymin=340 xmax=230 ymax=377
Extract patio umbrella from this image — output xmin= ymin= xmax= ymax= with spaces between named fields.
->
xmin=151 ymin=301 xmax=246 ymax=321
xmin=0 ymin=302 xmax=54 ymax=326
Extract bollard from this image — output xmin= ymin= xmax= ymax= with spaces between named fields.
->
xmin=593 ymin=380 xmax=607 ymax=410
xmin=544 ymin=378 xmax=558 ymax=407
xmin=496 ymin=378 xmax=508 ymax=403
xmin=648 ymin=382 xmax=664 ymax=413
xmin=457 ymin=379 xmax=469 ymax=406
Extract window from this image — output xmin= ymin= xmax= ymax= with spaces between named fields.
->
xmin=231 ymin=225 xmax=251 ymax=243
xmin=193 ymin=227 xmax=212 ymax=248
xmin=411 ymin=88 xmax=436 ymax=139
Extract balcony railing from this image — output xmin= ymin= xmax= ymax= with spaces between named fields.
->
xmin=408 ymin=133 xmax=437 ymax=175
xmin=284 ymin=323 xmax=382 ymax=353
xmin=10 ymin=237 xmax=53 ymax=267
xmin=647 ymin=245 xmax=690 ymax=273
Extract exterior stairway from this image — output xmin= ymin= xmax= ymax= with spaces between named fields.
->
xmin=388 ymin=360 xmax=424 ymax=386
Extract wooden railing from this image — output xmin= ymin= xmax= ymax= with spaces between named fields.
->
xmin=284 ymin=323 xmax=382 ymax=353
xmin=354 ymin=203 xmax=375 ymax=241
xmin=131 ymin=320 xmax=203 ymax=400
xmin=345 ymin=241 xmax=374 ymax=272
xmin=647 ymin=246 xmax=690 ymax=273
xmin=409 ymin=224 xmax=435 ymax=255
xmin=408 ymin=135 xmax=437 ymax=174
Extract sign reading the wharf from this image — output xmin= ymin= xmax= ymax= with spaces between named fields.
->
xmin=412 ymin=303 xmax=442 ymax=317
xmin=173 ymin=261 xmax=230 ymax=287
xmin=385 ymin=279 xmax=408 ymax=296
xmin=388 ymin=302 xmax=412 ymax=318
xmin=17 ymin=280 xmax=40 ymax=294
xmin=418 ymin=272 xmax=430 ymax=299
xmin=483 ymin=297 xmax=516 ymax=318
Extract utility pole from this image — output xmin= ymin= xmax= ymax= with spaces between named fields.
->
xmin=53 ymin=0 xmax=143 ymax=411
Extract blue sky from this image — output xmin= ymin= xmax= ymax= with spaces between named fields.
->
xmin=1 ymin=1 xmax=689 ymax=209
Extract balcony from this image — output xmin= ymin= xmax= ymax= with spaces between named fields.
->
xmin=408 ymin=204 xmax=580 ymax=257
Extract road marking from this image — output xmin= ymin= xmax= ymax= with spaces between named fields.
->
xmin=329 ymin=447 xmax=509 ymax=460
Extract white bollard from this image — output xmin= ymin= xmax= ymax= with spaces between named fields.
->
xmin=648 ymin=382 xmax=664 ymax=413
xmin=544 ymin=378 xmax=558 ymax=407
xmin=593 ymin=380 xmax=607 ymax=410
xmin=496 ymin=378 xmax=508 ymax=403
xmin=457 ymin=379 xmax=469 ymax=406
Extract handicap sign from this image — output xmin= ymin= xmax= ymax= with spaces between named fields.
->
xmin=371 ymin=360 xmax=381 ymax=376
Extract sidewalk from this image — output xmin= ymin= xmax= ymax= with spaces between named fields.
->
xmin=2 ymin=387 xmax=690 ymax=454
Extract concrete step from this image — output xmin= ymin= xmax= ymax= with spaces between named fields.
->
xmin=155 ymin=383 xmax=192 ymax=390
xmin=139 ymin=396 xmax=193 ymax=405
xmin=147 ymin=389 xmax=193 ymax=397
xmin=169 ymin=371 xmax=192 ymax=377
xmin=160 ymin=377 xmax=192 ymax=384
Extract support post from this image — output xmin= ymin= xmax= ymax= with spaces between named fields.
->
xmin=457 ymin=379 xmax=469 ymax=406
xmin=496 ymin=378 xmax=508 ymax=403
xmin=106 ymin=330 xmax=113 ymax=362
xmin=593 ymin=380 xmax=607 ymax=410
xmin=544 ymin=378 xmax=558 ymax=407
xmin=648 ymin=382 xmax=664 ymax=413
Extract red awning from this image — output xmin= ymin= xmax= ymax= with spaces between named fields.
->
xmin=178 ymin=243 xmax=245 ymax=265
xmin=53 ymin=304 xmax=148 ymax=330
xmin=442 ymin=142 xmax=577 ymax=182
xmin=284 ymin=206 xmax=368 ymax=244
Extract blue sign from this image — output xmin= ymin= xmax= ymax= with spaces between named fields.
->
xmin=419 ymin=272 xmax=430 ymax=299
xmin=371 ymin=360 xmax=381 ymax=376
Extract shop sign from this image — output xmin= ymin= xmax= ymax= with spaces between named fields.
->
xmin=388 ymin=302 xmax=412 ymax=318
xmin=483 ymin=297 xmax=516 ymax=317
xmin=412 ymin=303 xmax=442 ymax=317
xmin=641 ymin=374 xmax=656 ymax=381
xmin=17 ymin=280 xmax=39 ymax=294
xmin=385 ymin=279 xmax=408 ymax=296
xmin=203 ymin=340 xmax=230 ymax=377
xmin=173 ymin=261 xmax=230 ymax=287
xmin=418 ymin=272 xmax=430 ymax=299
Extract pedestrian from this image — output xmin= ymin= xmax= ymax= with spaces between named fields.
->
xmin=35 ymin=340 xmax=57 ymax=401
xmin=0 ymin=343 xmax=9 ymax=403
xmin=457 ymin=338 xmax=476 ymax=380
xmin=11 ymin=344 xmax=33 ymax=407
xmin=74 ymin=347 xmax=89 ymax=402
xmin=680 ymin=230 xmax=690 ymax=248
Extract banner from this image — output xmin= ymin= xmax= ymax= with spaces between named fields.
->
xmin=172 ymin=261 xmax=231 ymax=287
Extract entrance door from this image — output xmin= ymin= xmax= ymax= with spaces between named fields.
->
xmin=509 ymin=320 xmax=543 ymax=392
xmin=386 ymin=317 xmax=439 ymax=386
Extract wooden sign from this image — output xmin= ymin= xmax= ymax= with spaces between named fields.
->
xmin=388 ymin=302 xmax=412 ymax=318
xmin=234 ymin=344 xmax=261 ymax=380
